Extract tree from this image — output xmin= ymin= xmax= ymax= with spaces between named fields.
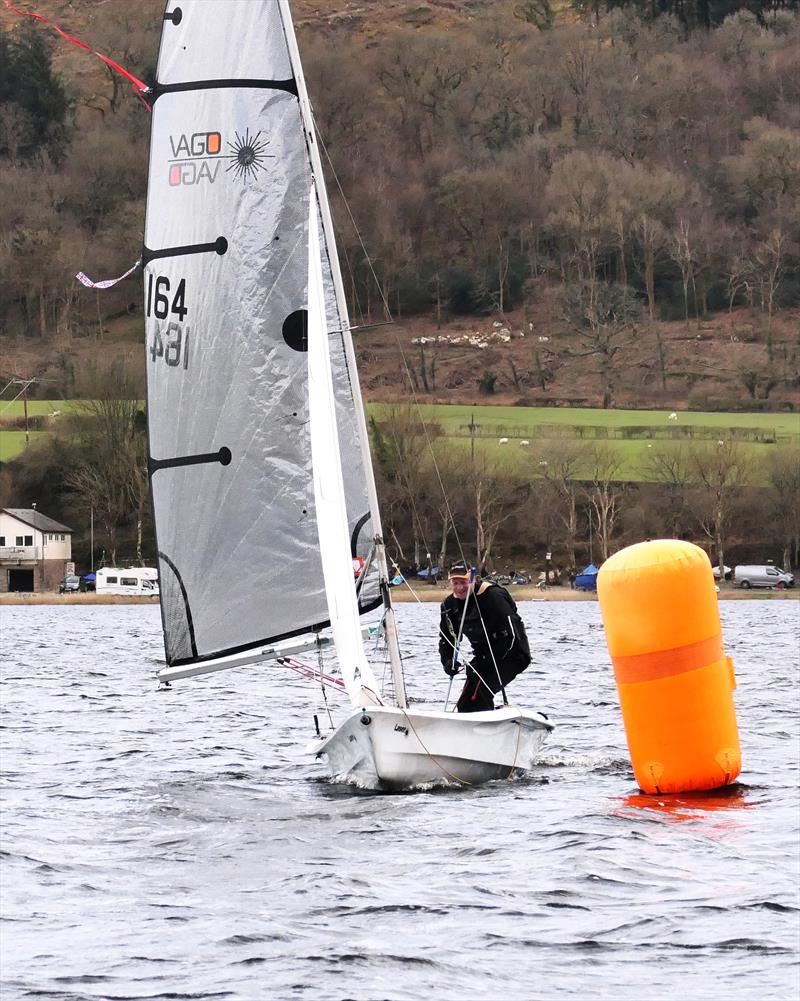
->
xmin=640 ymin=444 xmax=693 ymax=537
xmin=626 ymin=166 xmax=687 ymax=321
xmin=763 ymin=447 xmax=800 ymax=570
xmin=668 ymin=217 xmax=698 ymax=323
xmin=749 ymin=225 xmax=791 ymax=354
xmin=63 ymin=363 xmax=148 ymax=565
xmin=561 ymin=281 xmax=641 ymax=407
xmin=514 ymin=0 xmax=555 ymax=30
xmin=0 ymin=25 xmax=73 ymax=165
xmin=582 ymin=444 xmax=625 ymax=563
xmin=369 ymin=405 xmax=434 ymax=567
xmin=724 ymin=118 xmax=800 ymax=230
xmin=546 ymin=151 xmax=613 ymax=285
xmin=420 ymin=447 xmax=472 ymax=571
xmin=467 ymin=453 xmax=526 ymax=570
xmin=687 ymin=439 xmax=749 ymax=574
xmin=533 ymin=440 xmax=588 ymax=568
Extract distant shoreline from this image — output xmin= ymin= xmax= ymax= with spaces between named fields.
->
xmin=0 ymin=588 xmax=795 ymax=606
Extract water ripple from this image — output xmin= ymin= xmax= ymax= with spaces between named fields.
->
xmin=0 ymin=600 xmax=798 ymax=1001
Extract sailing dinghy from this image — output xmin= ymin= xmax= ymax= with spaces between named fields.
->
xmin=145 ymin=0 xmax=553 ymax=790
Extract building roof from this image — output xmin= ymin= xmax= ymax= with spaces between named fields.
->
xmin=2 ymin=508 xmax=73 ymax=534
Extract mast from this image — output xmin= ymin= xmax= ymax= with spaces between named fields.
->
xmin=307 ymin=181 xmax=382 ymax=708
xmin=279 ymin=0 xmax=407 ymax=707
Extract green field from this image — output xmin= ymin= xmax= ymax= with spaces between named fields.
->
xmin=2 ymin=401 xmax=798 ymax=481
xmin=0 ymin=399 xmax=79 ymax=418
xmin=430 ymin=434 xmax=787 ymax=483
xmin=0 ymin=431 xmax=52 ymax=462
xmin=368 ymin=403 xmax=800 ymax=438
xmin=0 ymin=400 xmax=83 ymax=462
xmin=367 ymin=404 xmax=800 ymax=484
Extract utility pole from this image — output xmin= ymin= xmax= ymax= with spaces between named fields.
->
xmin=1 ymin=375 xmax=49 ymax=444
xmin=469 ymin=411 xmax=477 ymax=464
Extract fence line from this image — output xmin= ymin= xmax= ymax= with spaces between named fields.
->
xmin=452 ymin=423 xmax=785 ymax=444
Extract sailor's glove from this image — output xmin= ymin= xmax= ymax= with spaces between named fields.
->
xmin=443 ymin=660 xmax=462 ymax=677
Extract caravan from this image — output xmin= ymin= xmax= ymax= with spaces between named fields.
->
xmin=95 ymin=567 xmax=159 ymax=596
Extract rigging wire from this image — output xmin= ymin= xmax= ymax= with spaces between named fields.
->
xmin=314 ymin=111 xmax=513 ymax=712
xmin=315 ymin=645 xmax=336 ymax=731
xmin=314 ymin=120 xmax=390 ymax=332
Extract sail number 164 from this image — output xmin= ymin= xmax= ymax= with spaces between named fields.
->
xmin=147 ymin=274 xmax=190 ymax=369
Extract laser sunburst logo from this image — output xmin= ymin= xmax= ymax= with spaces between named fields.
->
xmin=225 ymin=129 xmax=273 ymax=182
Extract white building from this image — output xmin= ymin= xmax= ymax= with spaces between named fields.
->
xmin=0 ymin=508 xmax=73 ymax=593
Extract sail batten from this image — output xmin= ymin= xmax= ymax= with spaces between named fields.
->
xmin=145 ymin=0 xmax=379 ymax=668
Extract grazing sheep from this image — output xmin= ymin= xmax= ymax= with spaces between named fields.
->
xmin=520 ymin=440 xmax=530 ymax=446
xmin=499 ymin=437 xmax=509 ymax=444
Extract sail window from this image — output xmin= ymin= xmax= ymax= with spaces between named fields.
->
xmin=282 ymin=310 xmax=308 ymax=352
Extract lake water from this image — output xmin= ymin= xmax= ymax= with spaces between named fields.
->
xmin=1 ymin=600 xmax=798 ymax=1001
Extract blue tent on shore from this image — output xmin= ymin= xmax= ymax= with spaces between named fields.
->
xmin=574 ymin=563 xmax=599 ymax=591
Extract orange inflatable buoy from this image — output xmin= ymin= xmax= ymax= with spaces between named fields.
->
xmin=597 ymin=540 xmax=741 ymax=794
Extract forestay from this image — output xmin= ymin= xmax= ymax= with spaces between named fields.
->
xmin=144 ymin=0 xmax=378 ymax=668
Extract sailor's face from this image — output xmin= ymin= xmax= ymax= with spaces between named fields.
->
xmin=450 ymin=576 xmax=471 ymax=599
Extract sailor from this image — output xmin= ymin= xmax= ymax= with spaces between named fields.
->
xmin=438 ymin=564 xmax=531 ymax=712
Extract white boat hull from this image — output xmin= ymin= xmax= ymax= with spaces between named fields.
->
xmin=312 ymin=705 xmax=554 ymax=790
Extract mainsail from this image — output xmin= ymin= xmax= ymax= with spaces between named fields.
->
xmin=144 ymin=0 xmax=379 ymax=667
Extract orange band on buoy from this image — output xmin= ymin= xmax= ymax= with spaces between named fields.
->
xmin=612 ymin=633 xmax=725 ymax=685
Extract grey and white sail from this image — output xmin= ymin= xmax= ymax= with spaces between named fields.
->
xmin=144 ymin=0 xmax=379 ymax=668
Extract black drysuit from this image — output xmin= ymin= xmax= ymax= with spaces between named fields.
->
xmin=438 ymin=582 xmax=531 ymax=712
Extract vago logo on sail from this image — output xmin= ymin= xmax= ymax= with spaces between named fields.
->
xmin=168 ymin=131 xmax=222 ymax=186
xmin=168 ymin=128 xmax=273 ymax=186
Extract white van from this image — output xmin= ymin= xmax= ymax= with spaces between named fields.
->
xmin=95 ymin=567 xmax=160 ymax=596
xmin=733 ymin=565 xmax=794 ymax=590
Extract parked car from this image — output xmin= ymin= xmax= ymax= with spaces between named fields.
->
xmin=58 ymin=574 xmax=82 ymax=593
xmin=711 ymin=565 xmax=732 ymax=581
xmin=733 ymin=565 xmax=795 ymax=589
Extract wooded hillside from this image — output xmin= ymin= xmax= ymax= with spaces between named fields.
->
xmin=1 ymin=0 xmax=798 ymax=573
xmin=1 ymin=0 xmax=798 ymax=397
